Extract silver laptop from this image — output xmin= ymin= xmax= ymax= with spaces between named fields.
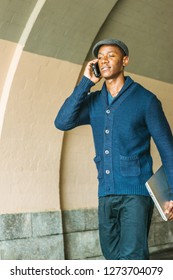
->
xmin=145 ymin=166 xmax=171 ymax=221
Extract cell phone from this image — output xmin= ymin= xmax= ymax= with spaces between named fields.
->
xmin=91 ymin=63 xmax=101 ymax=77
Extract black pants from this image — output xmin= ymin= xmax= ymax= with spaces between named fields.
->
xmin=98 ymin=195 xmax=154 ymax=260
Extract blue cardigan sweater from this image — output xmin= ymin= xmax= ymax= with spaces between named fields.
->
xmin=55 ymin=76 xmax=173 ymax=199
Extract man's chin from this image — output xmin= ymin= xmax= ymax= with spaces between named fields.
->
xmin=102 ymin=72 xmax=113 ymax=79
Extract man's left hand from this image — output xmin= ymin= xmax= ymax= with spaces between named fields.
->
xmin=164 ymin=200 xmax=173 ymax=220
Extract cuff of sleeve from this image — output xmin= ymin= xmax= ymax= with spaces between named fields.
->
xmin=78 ymin=75 xmax=95 ymax=90
xmin=72 ymin=76 xmax=95 ymax=102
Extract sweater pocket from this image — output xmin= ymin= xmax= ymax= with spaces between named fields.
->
xmin=93 ymin=155 xmax=103 ymax=179
xmin=120 ymin=155 xmax=141 ymax=177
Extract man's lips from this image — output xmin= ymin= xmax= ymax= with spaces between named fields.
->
xmin=101 ymin=66 xmax=111 ymax=72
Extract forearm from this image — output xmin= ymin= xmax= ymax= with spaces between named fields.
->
xmin=54 ymin=76 xmax=94 ymax=131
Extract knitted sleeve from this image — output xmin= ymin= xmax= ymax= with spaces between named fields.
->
xmin=54 ymin=76 xmax=95 ymax=131
xmin=145 ymin=95 xmax=173 ymax=198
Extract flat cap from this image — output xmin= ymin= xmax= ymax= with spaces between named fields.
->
xmin=92 ymin=38 xmax=129 ymax=57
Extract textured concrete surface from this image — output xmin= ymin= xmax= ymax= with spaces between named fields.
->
xmin=0 ymin=211 xmax=64 ymax=259
xmin=150 ymin=248 xmax=173 ymax=260
xmin=0 ymin=208 xmax=173 ymax=259
xmin=0 ymin=235 xmax=64 ymax=260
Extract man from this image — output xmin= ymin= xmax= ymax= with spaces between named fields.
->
xmin=54 ymin=39 xmax=173 ymax=259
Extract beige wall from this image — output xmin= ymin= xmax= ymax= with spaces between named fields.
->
xmin=0 ymin=45 xmax=82 ymax=214
xmin=0 ymin=40 xmax=16 ymax=98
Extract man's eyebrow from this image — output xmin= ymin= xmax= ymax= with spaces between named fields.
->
xmin=98 ymin=50 xmax=116 ymax=55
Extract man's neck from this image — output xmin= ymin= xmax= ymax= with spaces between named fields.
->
xmin=106 ymin=75 xmax=125 ymax=98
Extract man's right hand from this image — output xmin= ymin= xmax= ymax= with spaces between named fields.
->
xmin=84 ymin=59 xmax=102 ymax=84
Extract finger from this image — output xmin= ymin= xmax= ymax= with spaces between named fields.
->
xmin=168 ymin=212 xmax=173 ymax=220
xmin=168 ymin=207 xmax=173 ymax=220
xmin=87 ymin=59 xmax=98 ymax=66
xmin=166 ymin=201 xmax=173 ymax=212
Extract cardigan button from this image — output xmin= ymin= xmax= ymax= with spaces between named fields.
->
xmin=105 ymin=170 xmax=110 ymax=174
xmin=106 ymin=109 xmax=110 ymax=114
xmin=105 ymin=129 xmax=109 ymax=134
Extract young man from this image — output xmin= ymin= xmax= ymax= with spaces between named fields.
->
xmin=54 ymin=39 xmax=173 ymax=259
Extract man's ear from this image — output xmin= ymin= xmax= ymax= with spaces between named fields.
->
xmin=123 ymin=56 xmax=129 ymax=67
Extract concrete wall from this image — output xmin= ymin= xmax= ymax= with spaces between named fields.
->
xmin=0 ymin=0 xmax=173 ymax=259
xmin=0 ymin=211 xmax=64 ymax=259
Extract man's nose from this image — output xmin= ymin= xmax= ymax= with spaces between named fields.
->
xmin=101 ymin=56 xmax=109 ymax=63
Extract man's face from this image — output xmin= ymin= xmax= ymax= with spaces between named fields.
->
xmin=97 ymin=45 xmax=129 ymax=79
